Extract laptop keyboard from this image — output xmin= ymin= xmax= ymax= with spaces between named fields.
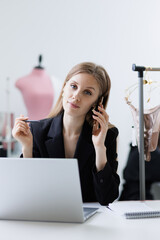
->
xmin=83 ymin=207 xmax=98 ymax=219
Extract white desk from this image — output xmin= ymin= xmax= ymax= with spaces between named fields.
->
xmin=1 ymin=201 xmax=160 ymax=240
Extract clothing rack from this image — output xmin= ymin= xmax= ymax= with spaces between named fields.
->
xmin=132 ymin=64 xmax=160 ymax=200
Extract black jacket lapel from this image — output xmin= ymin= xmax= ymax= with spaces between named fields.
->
xmin=45 ymin=113 xmax=65 ymax=158
xmin=44 ymin=113 xmax=95 ymax=168
xmin=74 ymin=121 xmax=95 ymax=171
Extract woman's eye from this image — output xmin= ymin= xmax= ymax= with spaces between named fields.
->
xmin=70 ymin=84 xmax=77 ymax=89
xmin=84 ymin=90 xmax=92 ymax=96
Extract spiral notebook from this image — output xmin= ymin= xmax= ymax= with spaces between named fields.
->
xmin=108 ymin=201 xmax=160 ymax=219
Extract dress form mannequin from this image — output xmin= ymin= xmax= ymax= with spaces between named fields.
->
xmin=15 ymin=56 xmax=54 ymax=120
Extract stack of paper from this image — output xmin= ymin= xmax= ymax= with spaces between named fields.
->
xmin=107 ymin=201 xmax=160 ymax=219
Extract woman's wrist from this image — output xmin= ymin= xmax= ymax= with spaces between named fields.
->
xmin=22 ymin=146 xmax=33 ymax=158
xmin=95 ymin=145 xmax=106 ymax=153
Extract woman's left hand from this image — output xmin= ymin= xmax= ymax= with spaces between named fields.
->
xmin=92 ymin=105 xmax=109 ymax=148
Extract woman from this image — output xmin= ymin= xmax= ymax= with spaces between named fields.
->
xmin=12 ymin=62 xmax=120 ymax=205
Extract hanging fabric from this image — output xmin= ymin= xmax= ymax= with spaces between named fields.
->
xmin=126 ymin=99 xmax=160 ymax=161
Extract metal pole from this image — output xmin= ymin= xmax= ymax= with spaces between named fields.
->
xmin=138 ymin=71 xmax=145 ymax=200
xmin=132 ymin=64 xmax=146 ymax=200
xmin=145 ymin=67 xmax=160 ymax=71
xmin=132 ymin=63 xmax=160 ymax=200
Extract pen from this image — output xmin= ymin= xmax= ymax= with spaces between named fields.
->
xmin=106 ymin=205 xmax=113 ymax=211
xmin=23 ymin=120 xmax=40 ymax=123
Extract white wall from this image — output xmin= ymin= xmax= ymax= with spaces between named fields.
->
xmin=0 ymin=0 xmax=160 ymax=190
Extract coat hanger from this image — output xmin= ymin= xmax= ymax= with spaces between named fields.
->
xmin=125 ymin=70 xmax=160 ymax=107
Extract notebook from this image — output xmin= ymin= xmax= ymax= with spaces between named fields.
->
xmin=0 ymin=157 xmax=98 ymax=223
xmin=108 ymin=201 xmax=160 ymax=219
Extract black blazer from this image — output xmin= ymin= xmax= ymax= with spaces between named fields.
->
xmin=29 ymin=112 xmax=120 ymax=205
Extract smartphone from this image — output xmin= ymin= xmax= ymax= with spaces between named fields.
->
xmin=92 ymin=97 xmax=104 ymax=130
xmin=94 ymin=96 xmax=104 ymax=112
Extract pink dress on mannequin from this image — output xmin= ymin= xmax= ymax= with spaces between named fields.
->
xmin=15 ymin=68 xmax=54 ymax=120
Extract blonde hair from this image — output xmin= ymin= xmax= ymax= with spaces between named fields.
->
xmin=48 ymin=62 xmax=114 ymax=128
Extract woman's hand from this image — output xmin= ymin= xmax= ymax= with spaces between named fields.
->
xmin=92 ymin=105 xmax=109 ymax=171
xmin=92 ymin=105 xmax=109 ymax=148
xmin=12 ymin=115 xmax=33 ymax=157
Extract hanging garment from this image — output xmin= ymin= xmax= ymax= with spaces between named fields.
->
xmin=126 ymin=100 xmax=160 ymax=161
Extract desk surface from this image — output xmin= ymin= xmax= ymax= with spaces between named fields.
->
xmin=1 ymin=201 xmax=160 ymax=240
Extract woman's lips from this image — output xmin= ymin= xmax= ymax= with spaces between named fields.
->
xmin=68 ymin=102 xmax=80 ymax=108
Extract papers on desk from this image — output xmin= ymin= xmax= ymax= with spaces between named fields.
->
xmin=108 ymin=201 xmax=160 ymax=219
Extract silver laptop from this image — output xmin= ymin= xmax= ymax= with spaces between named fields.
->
xmin=0 ymin=157 xmax=98 ymax=223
